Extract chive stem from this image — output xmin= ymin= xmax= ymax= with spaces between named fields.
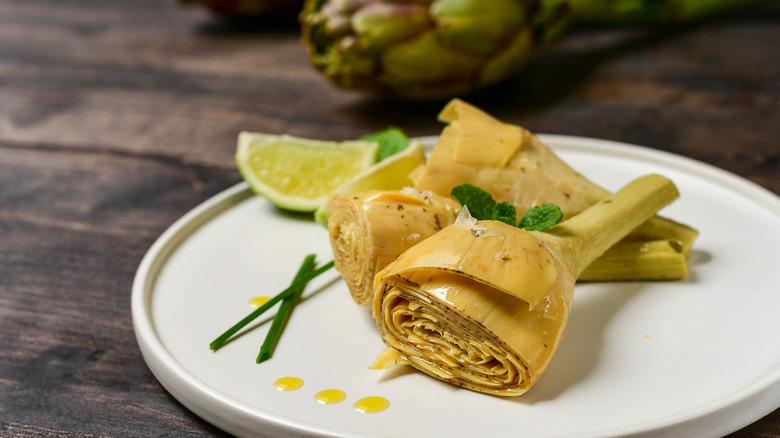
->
xmin=209 ymin=258 xmax=335 ymax=351
xmin=256 ymin=254 xmax=317 ymax=363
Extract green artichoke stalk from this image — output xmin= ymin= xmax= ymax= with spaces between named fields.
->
xmin=300 ymin=0 xmax=772 ymax=98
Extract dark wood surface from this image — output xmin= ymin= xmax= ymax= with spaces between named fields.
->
xmin=1 ymin=0 xmax=778 ymax=436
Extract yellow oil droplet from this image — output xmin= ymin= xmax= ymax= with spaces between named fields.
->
xmin=314 ymin=389 xmax=346 ymax=405
xmin=354 ymin=396 xmax=389 ymax=414
xmin=274 ymin=376 xmax=303 ymax=392
xmin=249 ymin=296 xmax=271 ymax=307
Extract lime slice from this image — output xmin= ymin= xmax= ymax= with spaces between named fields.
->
xmin=236 ymin=132 xmax=378 ymax=212
xmin=314 ymin=140 xmax=426 ymax=225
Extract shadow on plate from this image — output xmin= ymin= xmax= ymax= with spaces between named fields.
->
xmin=509 ymin=283 xmax=646 ymax=404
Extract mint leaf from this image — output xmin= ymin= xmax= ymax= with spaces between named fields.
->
xmin=518 ymin=204 xmax=563 ymax=231
xmin=493 ymin=202 xmax=517 ymax=227
xmin=451 ymin=185 xmax=518 ymax=226
xmin=452 ymin=184 xmax=562 ymax=230
xmin=451 ymin=184 xmax=496 ymax=221
xmin=360 ymin=127 xmax=409 ymax=161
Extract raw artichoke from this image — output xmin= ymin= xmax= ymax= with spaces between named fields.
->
xmin=300 ymin=0 xmax=569 ymax=98
xmin=300 ymin=0 xmax=771 ymax=98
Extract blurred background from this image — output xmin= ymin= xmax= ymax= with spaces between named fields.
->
xmin=0 ymin=0 xmax=778 ymax=436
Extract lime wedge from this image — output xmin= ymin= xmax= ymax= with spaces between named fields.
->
xmin=314 ymin=140 xmax=426 ymax=225
xmin=236 ymin=132 xmax=378 ymax=212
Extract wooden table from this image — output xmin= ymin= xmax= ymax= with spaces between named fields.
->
xmin=1 ymin=0 xmax=778 ymax=436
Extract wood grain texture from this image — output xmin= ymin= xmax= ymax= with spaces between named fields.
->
xmin=0 ymin=0 xmax=778 ymax=436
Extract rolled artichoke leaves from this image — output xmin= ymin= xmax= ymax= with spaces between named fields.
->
xmin=329 ymin=189 xmax=461 ymax=306
xmin=374 ymin=174 xmax=680 ymax=394
xmin=372 ymin=219 xmax=573 ymax=392
xmin=377 ymin=219 xmax=560 ymax=308
xmin=394 ymin=98 xmax=576 ymax=309
xmin=437 ymin=98 xmax=524 ymax=167
xmin=412 ymin=101 xmax=522 ymax=201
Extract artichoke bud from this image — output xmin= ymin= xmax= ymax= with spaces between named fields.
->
xmin=330 ymin=36 xmax=378 ymax=83
xmin=382 ymin=32 xmax=482 ymax=82
xmin=301 ymin=0 xmax=552 ymax=98
xmin=479 ymin=27 xmax=534 ymax=86
xmin=533 ymin=0 xmax=572 ymax=44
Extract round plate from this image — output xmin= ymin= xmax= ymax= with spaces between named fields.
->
xmin=132 ymin=135 xmax=780 ymax=438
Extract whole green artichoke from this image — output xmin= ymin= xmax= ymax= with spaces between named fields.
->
xmin=300 ymin=0 xmax=570 ymax=99
xmin=300 ymin=0 xmax=772 ymax=98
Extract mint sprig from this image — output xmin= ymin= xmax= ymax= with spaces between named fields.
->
xmin=450 ymin=184 xmax=499 ymax=221
xmin=518 ymin=203 xmax=563 ymax=231
xmin=492 ymin=202 xmax=518 ymax=227
xmin=451 ymin=184 xmax=562 ymax=231
xmin=360 ymin=126 xmax=410 ymax=161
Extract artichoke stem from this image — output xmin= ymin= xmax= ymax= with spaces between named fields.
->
xmin=542 ymin=174 xmax=680 ymax=279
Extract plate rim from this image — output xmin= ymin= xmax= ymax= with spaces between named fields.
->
xmin=132 ymin=134 xmax=780 ymax=438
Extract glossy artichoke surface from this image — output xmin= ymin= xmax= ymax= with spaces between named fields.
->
xmin=300 ymin=0 xmax=568 ymax=98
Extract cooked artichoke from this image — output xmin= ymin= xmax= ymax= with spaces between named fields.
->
xmin=373 ymin=174 xmax=679 ymax=395
xmin=416 ymin=99 xmax=699 ymax=261
xmin=327 ymin=99 xmax=696 ymax=296
xmin=328 ymin=189 xmax=460 ymax=306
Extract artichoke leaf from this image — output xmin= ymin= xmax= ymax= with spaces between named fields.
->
xmin=431 ymin=0 xmax=528 ymax=55
xmin=417 ymin=99 xmax=699 ymax=256
xmin=438 ymin=98 xmax=526 ymax=167
xmin=376 ymin=218 xmax=559 ymax=309
xmin=352 ymin=3 xmax=430 ymax=53
xmin=380 ymin=32 xmax=482 ymax=85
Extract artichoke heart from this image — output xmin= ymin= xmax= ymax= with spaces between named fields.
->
xmin=372 ymin=174 xmax=681 ymax=396
xmin=328 ymin=189 xmax=461 ymax=306
xmin=373 ymin=220 xmax=574 ymax=396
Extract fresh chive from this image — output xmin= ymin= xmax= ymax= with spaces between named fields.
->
xmin=256 ymin=254 xmax=317 ymax=363
xmin=209 ymin=258 xmax=335 ymax=351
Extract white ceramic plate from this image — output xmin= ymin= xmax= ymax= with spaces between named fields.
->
xmin=132 ymin=135 xmax=780 ymax=438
